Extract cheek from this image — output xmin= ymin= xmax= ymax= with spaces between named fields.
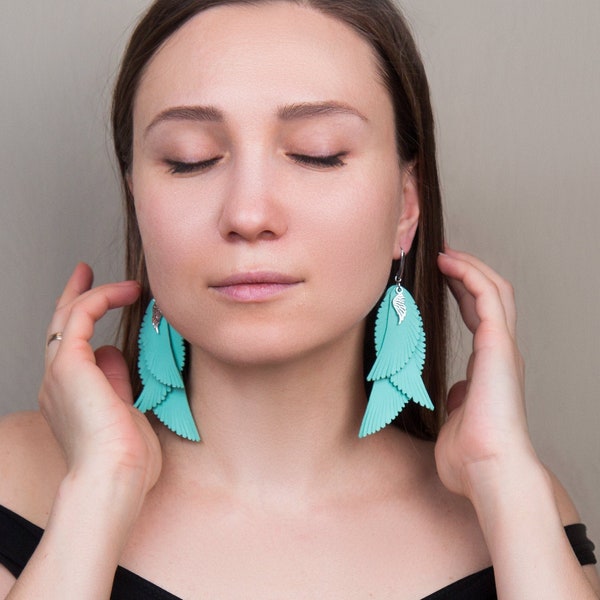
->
xmin=308 ymin=184 xmax=401 ymax=311
xmin=327 ymin=164 xmax=401 ymax=268
xmin=324 ymin=210 xmax=391 ymax=271
xmin=133 ymin=179 xmax=211 ymax=291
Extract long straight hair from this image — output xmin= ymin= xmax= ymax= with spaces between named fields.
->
xmin=113 ymin=0 xmax=447 ymax=440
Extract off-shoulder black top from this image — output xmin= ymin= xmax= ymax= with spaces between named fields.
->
xmin=0 ymin=504 xmax=595 ymax=599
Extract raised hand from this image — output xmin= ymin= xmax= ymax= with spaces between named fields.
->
xmin=434 ymin=248 xmax=537 ymax=501
xmin=40 ymin=263 xmax=161 ymax=497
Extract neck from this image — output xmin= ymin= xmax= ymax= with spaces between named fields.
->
xmin=161 ymin=331 xmax=380 ymax=506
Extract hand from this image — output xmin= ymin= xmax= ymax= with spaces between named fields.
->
xmin=434 ymin=248 xmax=538 ymax=501
xmin=40 ymin=263 xmax=162 ymax=497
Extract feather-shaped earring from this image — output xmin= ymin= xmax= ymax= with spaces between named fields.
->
xmin=134 ymin=299 xmax=201 ymax=442
xmin=359 ymin=250 xmax=434 ymax=438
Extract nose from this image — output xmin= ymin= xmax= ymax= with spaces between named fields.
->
xmin=217 ymin=156 xmax=288 ymax=242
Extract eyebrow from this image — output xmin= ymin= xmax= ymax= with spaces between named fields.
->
xmin=144 ymin=101 xmax=367 ymax=137
xmin=277 ymin=101 xmax=368 ymax=122
xmin=144 ymin=105 xmax=224 ymax=138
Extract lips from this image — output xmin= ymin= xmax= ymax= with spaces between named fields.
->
xmin=210 ymin=271 xmax=302 ymax=302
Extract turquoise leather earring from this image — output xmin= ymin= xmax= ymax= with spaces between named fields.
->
xmin=359 ymin=251 xmax=434 ymax=438
xmin=134 ymin=299 xmax=201 ymax=442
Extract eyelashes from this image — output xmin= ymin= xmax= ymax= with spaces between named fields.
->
xmin=166 ymin=156 xmax=222 ymax=175
xmin=287 ymin=152 xmax=347 ymax=169
xmin=165 ymin=152 xmax=347 ymax=175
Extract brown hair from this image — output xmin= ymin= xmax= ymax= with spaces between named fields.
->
xmin=113 ymin=0 xmax=447 ymax=440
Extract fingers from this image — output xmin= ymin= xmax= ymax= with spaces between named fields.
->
xmin=438 ymin=248 xmax=517 ymax=342
xmin=441 ymin=247 xmax=517 ymax=337
xmin=46 ymin=263 xmax=93 ymax=355
xmin=446 ymin=380 xmax=468 ymax=415
xmin=445 ymin=276 xmax=480 ymax=333
xmin=40 ymin=272 xmax=140 ymax=451
xmin=60 ymin=281 xmax=140 ymax=345
xmin=55 ymin=262 xmax=94 ymax=310
xmin=46 ymin=282 xmax=140 ymax=367
xmin=439 ymin=248 xmax=525 ymax=416
xmin=45 ymin=264 xmax=140 ymax=366
xmin=95 ymin=346 xmax=134 ymax=405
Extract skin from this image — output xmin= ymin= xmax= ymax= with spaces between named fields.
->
xmin=130 ymin=3 xmax=408 ymax=368
xmin=0 ymin=3 xmax=598 ymax=598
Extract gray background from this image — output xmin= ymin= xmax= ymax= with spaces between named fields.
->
xmin=1 ymin=2 xmax=598 ymax=540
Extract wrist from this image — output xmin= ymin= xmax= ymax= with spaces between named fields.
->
xmin=12 ymin=464 xmax=148 ymax=598
xmin=463 ymin=450 xmax=556 ymax=539
xmin=49 ymin=466 xmax=145 ymax=564
xmin=461 ymin=452 xmax=598 ymax=598
xmin=55 ymin=462 xmax=148 ymax=540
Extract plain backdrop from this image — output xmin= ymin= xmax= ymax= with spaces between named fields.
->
xmin=1 ymin=1 xmax=598 ymax=543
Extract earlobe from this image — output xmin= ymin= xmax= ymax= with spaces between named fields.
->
xmin=393 ymin=165 xmax=420 ymax=259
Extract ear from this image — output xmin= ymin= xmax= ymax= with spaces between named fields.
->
xmin=392 ymin=164 xmax=420 ymax=259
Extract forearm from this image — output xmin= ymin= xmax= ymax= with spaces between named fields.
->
xmin=467 ymin=454 xmax=598 ymax=600
xmin=6 ymin=467 xmax=145 ymax=600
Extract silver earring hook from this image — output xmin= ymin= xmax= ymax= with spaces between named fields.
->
xmin=151 ymin=301 xmax=163 ymax=333
xmin=395 ymin=248 xmax=406 ymax=289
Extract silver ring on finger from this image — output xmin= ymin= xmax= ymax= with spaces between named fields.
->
xmin=47 ymin=332 xmax=63 ymax=347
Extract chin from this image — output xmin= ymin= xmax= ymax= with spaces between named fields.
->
xmin=199 ymin=334 xmax=316 ymax=367
xmin=192 ymin=318 xmax=362 ymax=372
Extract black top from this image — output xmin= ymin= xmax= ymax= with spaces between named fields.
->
xmin=0 ymin=504 xmax=595 ymax=599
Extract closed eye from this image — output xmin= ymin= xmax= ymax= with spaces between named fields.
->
xmin=287 ymin=153 xmax=347 ymax=169
xmin=166 ymin=156 xmax=223 ymax=174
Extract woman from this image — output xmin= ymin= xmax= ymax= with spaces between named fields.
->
xmin=0 ymin=0 xmax=597 ymax=598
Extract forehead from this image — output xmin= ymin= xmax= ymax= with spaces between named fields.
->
xmin=134 ymin=1 xmax=391 ymax=125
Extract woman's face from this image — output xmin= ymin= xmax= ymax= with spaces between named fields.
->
xmin=130 ymin=1 xmax=419 ymax=365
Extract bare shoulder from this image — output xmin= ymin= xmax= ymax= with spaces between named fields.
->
xmin=0 ymin=410 xmax=66 ymax=527
xmin=384 ymin=433 xmax=493 ymax=571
